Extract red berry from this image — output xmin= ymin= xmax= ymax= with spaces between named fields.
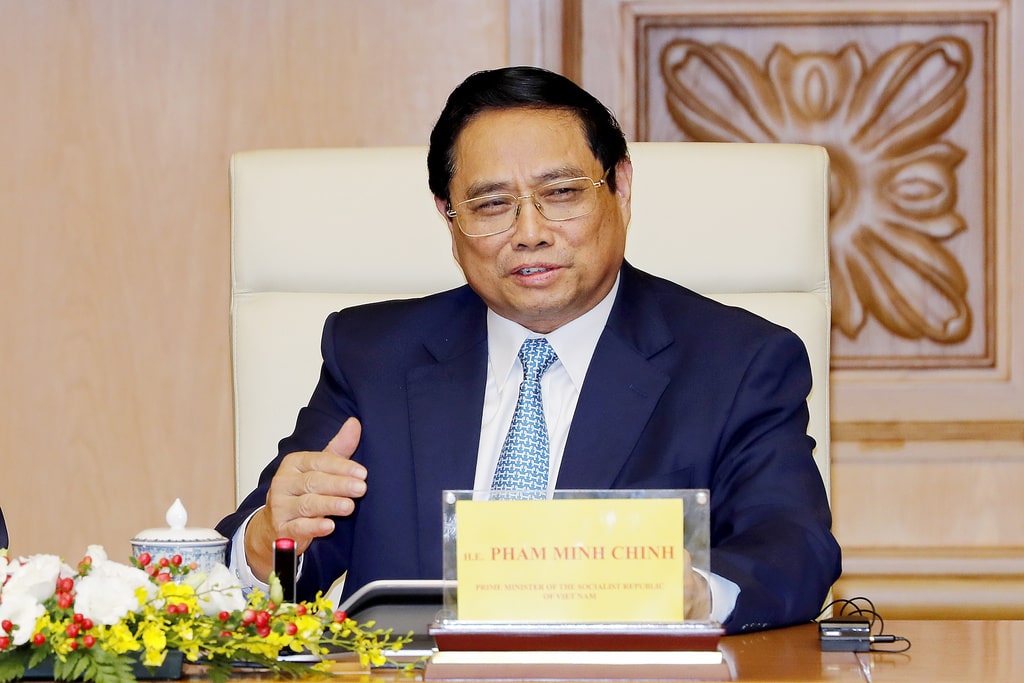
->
xmin=32 ymin=633 xmax=47 ymax=647
xmin=158 ymin=557 xmax=170 ymax=568
xmin=295 ymin=604 xmax=307 ymax=616
xmin=81 ymin=618 xmax=94 ymax=631
xmin=285 ymin=622 xmax=298 ymax=636
xmin=1 ymin=620 xmax=12 ymax=633
xmin=170 ymin=554 xmax=183 ymax=567
xmin=137 ymin=552 xmax=152 ymax=566
xmin=57 ymin=593 xmax=74 ymax=610
xmin=73 ymin=613 xmax=84 ymax=624
xmin=0 ymin=636 xmax=10 ymax=650
xmin=66 ymin=624 xmax=80 ymax=638
xmin=256 ymin=625 xmax=271 ymax=638
xmin=241 ymin=609 xmax=256 ymax=625
xmin=220 ymin=630 xmax=232 ymax=638
xmin=69 ymin=641 xmax=79 ymax=651
xmin=156 ymin=572 xmax=172 ymax=583
xmin=83 ymin=635 xmax=96 ymax=648
xmin=58 ymin=577 xmax=74 ymax=592
xmin=254 ymin=611 xmax=270 ymax=628
xmin=218 ymin=611 xmax=230 ymax=622
xmin=188 ymin=562 xmax=198 ymax=570
xmin=333 ymin=610 xmax=347 ymax=623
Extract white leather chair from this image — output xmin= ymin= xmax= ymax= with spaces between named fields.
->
xmin=229 ymin=143 xmax=831 ymax=505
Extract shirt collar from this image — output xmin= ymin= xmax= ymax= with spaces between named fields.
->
xmin=486 ymin=273 xmax=620 ymax=392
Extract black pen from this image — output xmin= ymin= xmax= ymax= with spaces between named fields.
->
xmin=274 ymin=537 xmax=297 ymax=603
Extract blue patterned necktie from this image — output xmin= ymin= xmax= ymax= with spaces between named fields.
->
xmin=491 ymin=338 xmax=559 ymax=497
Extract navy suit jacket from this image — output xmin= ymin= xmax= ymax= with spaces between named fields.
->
xmin=218 ymin=262 xmax=841 ymax=633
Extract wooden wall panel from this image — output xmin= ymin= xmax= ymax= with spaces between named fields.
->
xmin=0 ymin=0 xmax=509 ymax=562
xmin=4 ymin=0 xmax=1022 ymax=624
xmin=556 ymin=0 xmax=1024 ymax=618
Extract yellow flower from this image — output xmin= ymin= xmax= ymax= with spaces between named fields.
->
xmin=172 ymin=621 xmax=195 ymax=645
xmin=100 ymin=622 xmax=141 ymax=655
xmin=33 ymin=612 xmax=55 ymax=639
xmin=293 ymin=614 xmax=324 ymax=641
xmin=158 ymin=581 xmax=199 ymax=613
xmin=52 ymin=637 xmax=76 ymax=658
xmin=244 ymin=633 xmax=285 ymax=660
xmin=0 ymin=552 xmax=415 ymax=680
xmin=139 ymin=620 xmax=168 ymax=666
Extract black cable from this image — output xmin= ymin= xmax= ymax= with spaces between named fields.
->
xmin=816 ymin=597 xmax=912 ymax=652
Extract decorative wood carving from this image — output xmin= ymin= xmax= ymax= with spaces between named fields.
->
xmin=634 ymin=14 xmax=996 ymax=370
xmin=555 ymin=0 xmax=1024 ymax=620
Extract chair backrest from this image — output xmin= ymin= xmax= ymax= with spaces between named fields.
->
xmin=230 ymin=142 xmax=831 ymax=504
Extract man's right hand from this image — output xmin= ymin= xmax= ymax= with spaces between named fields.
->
xmin=243 ymin=416 xmax=367 ymax=582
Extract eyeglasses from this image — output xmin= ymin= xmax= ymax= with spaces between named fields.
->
xmin=446 ymin=175 xmax=608 ymax=237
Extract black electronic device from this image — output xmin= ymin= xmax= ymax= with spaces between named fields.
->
xmin=818 ymin=617 xmax=872 ymax=652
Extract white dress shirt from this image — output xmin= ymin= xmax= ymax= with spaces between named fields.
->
xmin=472 ymin=279 xmax=616 ymax=493
xmin=232 ymin=275 xmax=738 ymax=622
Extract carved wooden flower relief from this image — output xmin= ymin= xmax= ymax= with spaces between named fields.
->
xmin=659 ymin=36 xmax=973 ymax=345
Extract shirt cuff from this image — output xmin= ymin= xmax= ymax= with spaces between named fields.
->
xmin=229 ymin=510 xmax=269 ymax=594
xmin=708 ymin=572 xmax=740 ymax=624
xmin=228 ymin=507 xmax=304 ymax=594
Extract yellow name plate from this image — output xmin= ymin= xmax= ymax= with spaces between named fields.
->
xmin=455 ymin=497 xmax=684 ymax=622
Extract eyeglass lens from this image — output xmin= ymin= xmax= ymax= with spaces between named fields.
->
xmin=456 ymin=177 xmax=601 ymax=236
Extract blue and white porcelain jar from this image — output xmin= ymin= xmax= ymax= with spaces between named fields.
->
xmin=130 ymin=498 xmax=228 ymax=576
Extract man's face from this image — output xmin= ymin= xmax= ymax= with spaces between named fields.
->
xmin=436 ymin=108 xmax=632 ymax=333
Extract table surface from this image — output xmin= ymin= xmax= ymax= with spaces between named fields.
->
xmin=169 ymin=619 xmax=1022 ymax=682
xmin=718 ymin=619 xmax=1023 ymax=682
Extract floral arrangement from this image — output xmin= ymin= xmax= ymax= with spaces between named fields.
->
xmin=0 ymin=546 xmax=412 ymax=683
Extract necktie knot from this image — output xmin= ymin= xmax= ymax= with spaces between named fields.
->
xmin=518 ymin=337 xmax=558 ymax=382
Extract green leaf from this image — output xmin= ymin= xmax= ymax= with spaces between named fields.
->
xmin=0 ymin=648 xmax=30 ymax=683
xmin=89 ymin=648 xmax=137 ymax=683
xmin=205 ymin=659 xmax=232 ymax=683
xmin=52 ymin=653 xmax=75 ymax=680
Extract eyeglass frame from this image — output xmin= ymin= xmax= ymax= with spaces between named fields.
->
xmin=445 ymin=173 xmax=609 ymax=238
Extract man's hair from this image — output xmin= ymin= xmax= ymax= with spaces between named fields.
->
xmin=427 ymin=66 xmax=629 ymax=203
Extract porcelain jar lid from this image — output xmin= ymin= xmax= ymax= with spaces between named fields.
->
xmin=131 ymin=498 xmax=227 ymax=546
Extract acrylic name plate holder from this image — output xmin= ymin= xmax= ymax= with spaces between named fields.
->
xmin=425 ymin=489 xmax=730 ymax=681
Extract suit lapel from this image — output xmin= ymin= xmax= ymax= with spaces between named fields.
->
xmin=557 ymin=264 xmax=673 ymax=488
xmin=402 ymin=266 xmax=674 ymax=565
xmin=406 ymin=291 xmax=488 ymax=570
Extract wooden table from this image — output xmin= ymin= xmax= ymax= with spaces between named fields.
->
xmin=848 ymin=619 xmax=1022 ymax=683
xmin=169 ymin=620 xmax=1024 ymax=682
xmin=720 ymin=619 xmax=1023 ymax=681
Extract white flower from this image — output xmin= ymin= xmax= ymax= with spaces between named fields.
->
xmin=74 ymin=559 xmax=155 ymax=626
xmin=188 ymin=563 xmax=245 ymax=617
xmin=2 ymin=554 xmax=68 ymax=602
xmin=0 ymin=593 xmax=45 ymax=646
xmin=85 ymin=545 xmax=109 ymax=564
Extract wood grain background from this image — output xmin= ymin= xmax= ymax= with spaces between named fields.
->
xmin=2 ymin=0 xmax=1021 ymax=619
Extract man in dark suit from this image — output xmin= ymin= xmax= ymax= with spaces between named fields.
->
xmin=217 ymin=66 xmax=841 ymax=634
